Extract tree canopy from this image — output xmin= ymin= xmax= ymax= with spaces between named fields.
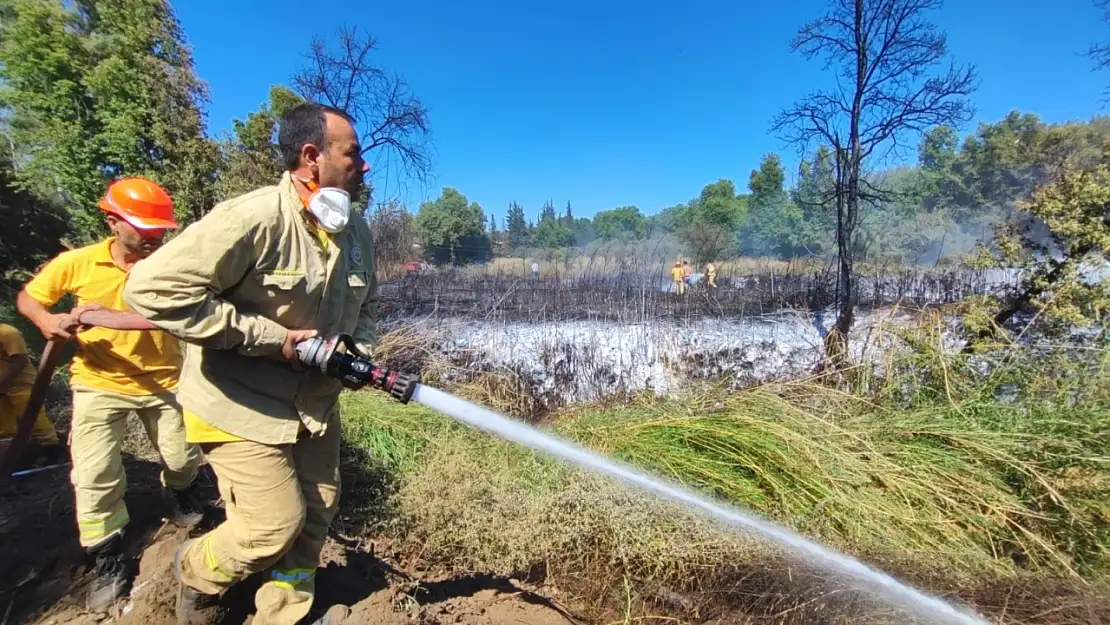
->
xmin=414 ymin=187 xmax=491 ymax=265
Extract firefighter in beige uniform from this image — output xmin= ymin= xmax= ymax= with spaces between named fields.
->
xmin=123 ymin=103 xmax=375 ymax=625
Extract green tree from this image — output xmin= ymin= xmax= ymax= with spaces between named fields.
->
xmin=971 ymin=147 xmax=1110 ymax=339
xmin=679 ymin=179 xmax=747 ymax=262
xmin=533 ymin=200 xmax=572 ymax=248
xmin=414 ymin=187 xmax=491 ymax=265
xmin=572 ymin=217 xmax=595 ymax=245
xmin=506 ymin=202 xmax=529 ymax=249
xmin=745 ymin=154 xmax=813 ymax=258
xmin=593 ymin=206 xmax=647 ymax=241
xmin=916 ymin=126 xmax=964 ymax=214
xmin=921 ymin=113 xmax=1110 ymax=229
xmin=0 ymin=153 xmax=69 ymax=280
xmin=216 ymin=86 xmax=303 ymax=201
xmin=691 ymin=179 xmax=747 ymax=229
xmin=748 ymin=153 xmax=786 ymax=199
xmin=653 ymin=203 xmax=687 ymax=234
xmin=0 ymin=0 xmax=217 ymax=237
xmin=792 ymin=145 xmax=836 ymax=253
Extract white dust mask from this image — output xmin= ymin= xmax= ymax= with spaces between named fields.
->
xmin=307 ymin=186 xmax=351 ymax=233
xmin=294 ymin=173 xmax=352 ymax=233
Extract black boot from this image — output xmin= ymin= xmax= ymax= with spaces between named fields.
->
xmin=85 ymin=535 xmax=132 ymax=612
xmin=172 ymin=538 xmax=220 ymax=625
xmin=167 ymin=481 xmax=205 ymax=527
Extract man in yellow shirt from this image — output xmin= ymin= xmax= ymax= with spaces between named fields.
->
xmin=16 ymin=177 xmax=203 ymax=613
xmin=0 ymin=322 xmax=61 ymax=468
xmin=671 ymin=260 xmax=685 ymax=295
xmin=124 ymin=102 xmax=375 ymax=625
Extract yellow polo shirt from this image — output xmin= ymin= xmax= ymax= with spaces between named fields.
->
xmin=24 ymin=238 xmax=181 ymax=396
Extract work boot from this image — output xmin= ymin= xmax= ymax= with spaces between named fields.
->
xmin=173 ymin=538 xmax=220 ymax=624
xmin=167 ymin=481 xmax=205 ymax=527
xmin=85 ymin=536 xmax=132 ymax=612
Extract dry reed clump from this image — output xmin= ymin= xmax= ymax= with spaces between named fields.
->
xmin=563 ymin=391 xmax=1109 ymax=581
xmin=370 ymin=319 xmax=543 ymax=419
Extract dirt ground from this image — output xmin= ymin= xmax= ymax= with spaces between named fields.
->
xmin=0 ymin=442 xmax=582 ymax=625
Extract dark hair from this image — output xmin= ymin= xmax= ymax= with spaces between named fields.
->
xmin=277 ymin=102 xmax=355 ymax=171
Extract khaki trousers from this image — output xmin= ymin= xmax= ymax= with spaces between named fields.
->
xmin=70 ymin=387 xmax=201 ymax=548
xmin=180 ymin=415 xmax=341 ymax=625
xmin=0 ymin=389 xmax=59 ymax=445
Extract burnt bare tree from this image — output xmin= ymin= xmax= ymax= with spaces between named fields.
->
xmin=293 ymin=27 xmax=432 ymax=204
xmin=772 ymin=0 xmax=976 ymax=348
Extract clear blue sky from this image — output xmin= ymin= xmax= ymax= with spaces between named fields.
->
xmin=176 ymin=0 xmax=1107 ymax=223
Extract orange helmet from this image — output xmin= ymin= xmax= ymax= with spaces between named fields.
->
xmin=98 ymin=177 xmax=178 ymax=230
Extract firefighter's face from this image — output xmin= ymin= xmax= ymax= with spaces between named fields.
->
xmin=107 ymin=214 xmax=166 ymax=258
xmin=317 ymin=112 xmax=370 ymax=199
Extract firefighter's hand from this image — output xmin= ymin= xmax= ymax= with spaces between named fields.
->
xmin=71 ymin=303 xmax=106 ymax=326
xmin=38 ymin=313 xmax=76 ymax=341
xmin=281 ymin=328 xmax=318 ymax=371
xmin=44 ymin=303 xmax=104 ymax=341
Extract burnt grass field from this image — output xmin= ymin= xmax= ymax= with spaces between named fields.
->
xmin=378 ymin=262 xmax=1015 ymax=322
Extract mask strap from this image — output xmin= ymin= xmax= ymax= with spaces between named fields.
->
xmin=291 ymin=173 xmax=320 ymax=204
xmin=288 ymin=173 xmax=319 ymax=209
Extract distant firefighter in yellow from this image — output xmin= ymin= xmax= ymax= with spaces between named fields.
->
xmin=671 ymin=261 xmax=685 ymax=295
xmin=705 ymin=261 xmax=718 ymax=289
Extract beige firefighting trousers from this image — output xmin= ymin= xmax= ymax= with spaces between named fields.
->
xmin=70 ymin=387 xmax=201 ymax=548
xmin=178 ymin=415 xmax=341 ymax=625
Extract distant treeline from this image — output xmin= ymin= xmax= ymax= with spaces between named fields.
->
xmin=408 ymin=113 xmax=1110 ymax=268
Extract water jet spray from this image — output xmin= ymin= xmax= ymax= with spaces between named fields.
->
xmin=297 ymin=333 xmax=989 ymax=625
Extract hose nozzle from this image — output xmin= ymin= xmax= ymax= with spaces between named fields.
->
xmin=294 ymin=334 xmax=418 ymax=404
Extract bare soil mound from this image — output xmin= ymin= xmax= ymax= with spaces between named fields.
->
xmin=0 ymin=456 xmax=580 ymax=625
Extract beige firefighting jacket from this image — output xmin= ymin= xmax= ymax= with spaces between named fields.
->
xmin=123 ymin=172 xmax=378 ymax=445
